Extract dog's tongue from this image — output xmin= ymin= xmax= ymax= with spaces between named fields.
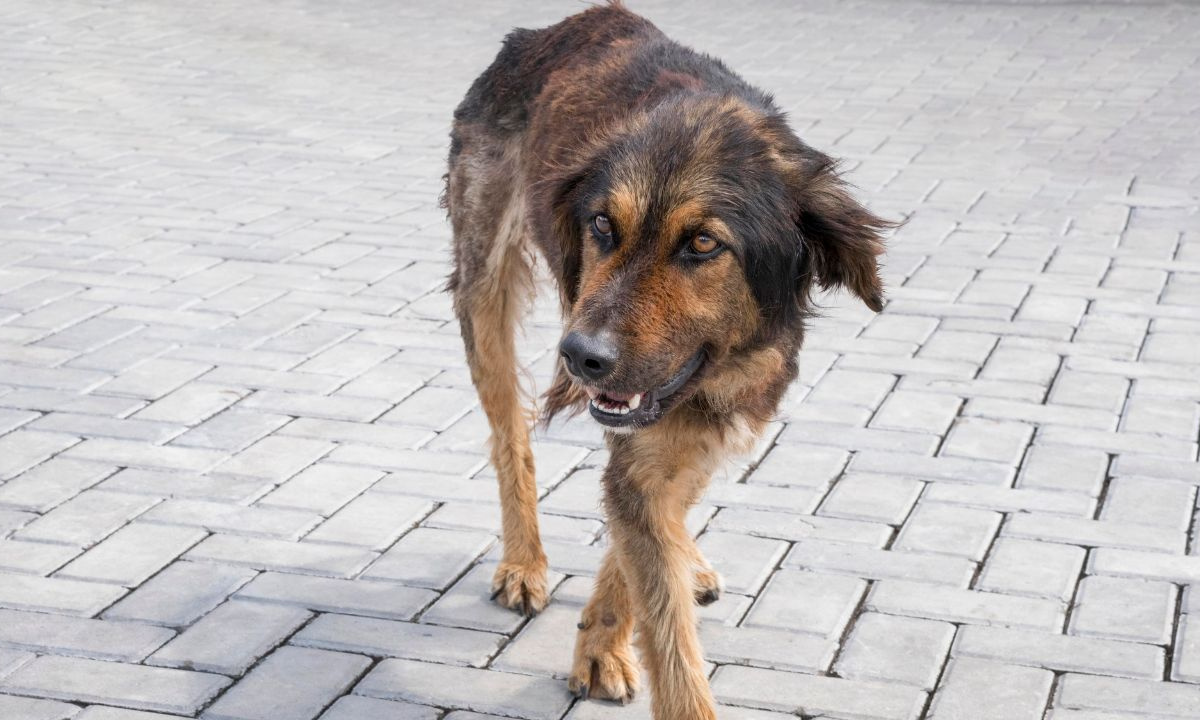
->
xmin=602 ymin=389 xmax=638 ymax=402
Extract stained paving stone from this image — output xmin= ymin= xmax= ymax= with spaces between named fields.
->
xmin=1 ymin=0 xmax=1198 ymax=717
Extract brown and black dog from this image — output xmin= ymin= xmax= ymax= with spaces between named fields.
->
xmin=445 ymin=3 xmax=889 ymax=717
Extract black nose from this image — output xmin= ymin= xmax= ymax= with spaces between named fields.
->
xmin=559 ymin=330 xmax=618 ymax=382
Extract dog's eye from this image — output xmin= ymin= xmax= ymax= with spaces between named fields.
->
xmin=685 ymin=234 xmax=722 ymax=258
xmin=592 ymin=214 xmax=612 ymax=237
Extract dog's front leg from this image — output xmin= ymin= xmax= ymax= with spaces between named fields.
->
xmin=568 ymin=547 xmax=638 ymax=702
xmin=602 ymin=448 xmax=717 ymax=720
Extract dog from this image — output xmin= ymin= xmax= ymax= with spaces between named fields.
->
xmin=444 ymin=3 xmax=889 ymax=717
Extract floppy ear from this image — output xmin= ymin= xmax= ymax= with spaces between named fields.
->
xmin=532 ymin=161 xmax=592 ymax=307
xmin=793 ymin=154 xmax=892 ymax=312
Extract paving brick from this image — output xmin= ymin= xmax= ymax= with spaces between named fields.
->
xmin=256 ymin=464 xmax=385 ymax=514
xmin=870 ymin=390 xmax=963 ymax=435
xmin=1005 ymin=513 xmax=1185 ymax=554
xmin=976 ymin=538 xmax=1085 ymax=601
xmin=712 ymin=665 xmax=926 ymax=719
xmin=819 ymin=473 xmax=924 ymax=524
xmin=0 ymin=656 xmax=229 ymax=715
xmin=743 ymin=570 xmax=866 ymax=637
xmin=955 ymin=625 xmax=1163 ymax=680
xmin=103 ymin=561 xmax=256 ymax=627
xmin=235 ymin=572 xmax=437 ymax=621
xmin=214 ymin=435 xmax=335 ymax=481
xmin=940 ymin=417 xmax=1034 ymax=466
xmin=148 ymin=600 xmax=310 ymax=675
xmin=868 ymin=580 xmax=1063 ymax=630
xmin=0 ymin=458 xmax=114 ymax=512
xmin=785 ymin=540 xmax=975 ymax=586
xmin=293 ymin=613 xmax=501 ymax=667
xmin=1174 ymin=612 xmax=1200 ymax=684
xmin=361 ymin=528 xmax=494 ymax=589
xmin=1018 ymin=444 xmax=1109 ymax=495
xmin=1100 ymin=477 xmax=1195 ymax=530
xmin=0 ymin=572 xmax=126 ymax=617
xmin=318 ymin=696 xmax=438 ymax=720
xmin=745 ymin=442 xmax=850 ymax=488
xmin=894 ymin=503 xmax=1001 ymax=560
xmin=0 ymin=695 xmax=80 ymax=720
xmin=695 ymin=532 xmax=788 ymax=596
xmin=303 ymin=493 xmax=433 ymax=550
xmin=57 ymin=523 xmax=206 ymax=586
xmin=851 ymin=450 xmax=1014 ymax=485
xmin=709 ymin=508 xmax=892 ymax=546
xmin=140 ymin=499 xmax=321 ymax=540
xmin=836 ymin=613 xmax=955 ymax=689
xmin=1056 ymin=674 xmax=1200 ymax=718
xmin=928 ymin=657 xmax=1052 ymax=720
xmin=205 ymin=647 xmax=370 ymax=720
xmin=354 ymin=659 xmax=572 ymax=720
xmin=0 ymin=539 xmax=79 ymax=575
xmin=1069 ymin=576 xmax=1175 ymax=645
xmin=0 ymin=431 xmax=81 ymax=480
xmin=1091 ymin=548 xmax=1200 ymax=583
xmin=0 ymin=608 xmax=173 ymax=662
xmin=185 ymin=535 xmax=377 ymax=578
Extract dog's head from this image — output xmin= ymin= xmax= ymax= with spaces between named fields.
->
xmin=539 ymin=96 xmax=890 ymax=431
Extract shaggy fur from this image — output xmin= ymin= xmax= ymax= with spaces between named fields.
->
xmin=445 ymin=3 xmax=889 ymax=717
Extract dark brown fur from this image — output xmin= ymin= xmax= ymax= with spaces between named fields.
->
xmin=445 ymin=4 xmax=890 ymax=717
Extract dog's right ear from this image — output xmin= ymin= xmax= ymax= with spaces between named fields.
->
xmin=533 ymin=162 xmax=591 ymax=307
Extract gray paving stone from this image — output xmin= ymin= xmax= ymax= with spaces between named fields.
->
xmin=256 ymin=464 xmax=385 ymax=514
xmin=185 ymin=535 xmax=377 ymax=578
xmin=868 ymin=580 xmax=1063 ymax=630
xmin=204 ymin=647 xmax=370 ymax=720
xmin=0 ymin=695 xmax=80 ymax=720
xmin=894 ymin=503 xmax=1001 ymax=560
xmin=695 ymin=531 xmax=787 ymax=596
xmin=57 ymin=523 xmax=207 ymax=586
xmin=235 ymin=572 xmax=436 ymax=621
xmin=104 ymin=561 xmax=257 ymax=627
xmin=818 ymin=473 xmax=924 ymax=525
xmin=1056 ymin=674 xmax=1200 ymax=718
xmin=1069 ymin=576 xmax=1176 ymax=645
xmin=928 ymin=657 xmax=1052 ymax=720
xmin=976 ymin=538 xmax=1085 ymax=602
xmin=148 ymin=599 xmax=310 ymax=675
xmin=784 ymin=540 xmax=976 ymax=586
xmin=1017 ymin=444 xmax=1109 ymax=495
xmin=362 ymin=528 xmax=494 ymax=589
xmin=303 ymin=493 xmax=433 ymax=550
xmin=712 ymin=665 xmax=926 ymax=719
xmin=0 ymin=572 xmax=126 ymax=617
xmin=835 ymin=613 xmax=955 ymax=689
xmin=955 ymin=625 xmax=1163 ymax=680
xmin=0 ymin=656 xmax=229 ymax=715
xmin=293 ymin=613 xmax=502 ymax=667
xmin=0 ymin=539 xmax=80 ymax=575
xmin=354 ymin=659 xmax=572 ymax=720
xmin=1005 ymin=513 xmax=1185 ymax=554
xmin=0 ymin=608 xmax=174 ymax=662
xmin=141 ymin=499 xmax=322 ymax=540
xmin=744 ymin=570 xmax=866 ymax=637
xmin=709 ymin=507 xmax=892 ymax=546
xmin=318 ymin=696 xmax=438 ymax=720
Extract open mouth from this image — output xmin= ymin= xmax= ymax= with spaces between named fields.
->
xmin=583 ymin=350 xmax=706 ymax=429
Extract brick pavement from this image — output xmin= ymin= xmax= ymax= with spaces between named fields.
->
xmin=0 ymin=0 xmax=1198 ymax=718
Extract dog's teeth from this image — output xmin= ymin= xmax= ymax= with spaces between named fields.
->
xmin=627 ymin=393 xmax=642 ymax=411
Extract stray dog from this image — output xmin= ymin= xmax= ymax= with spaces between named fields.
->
xmin=445 ymin=3 xmax=888 ymax=718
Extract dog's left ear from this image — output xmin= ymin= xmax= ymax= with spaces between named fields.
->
xmin=790 ymin=152 xmax=892 ymax=313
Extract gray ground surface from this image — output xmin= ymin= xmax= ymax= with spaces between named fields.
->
xmin=1 ymin=0 xmax=1199 ymax=718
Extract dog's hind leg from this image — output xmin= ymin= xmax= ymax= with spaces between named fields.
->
xmin=449 ymin=165 xmax=547 ymax=615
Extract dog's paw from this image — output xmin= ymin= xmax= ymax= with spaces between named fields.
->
xmin=693 ymin=566 xmax=724 ymax=606
xmin=568 ymin=623 xmax=639 ymax=703
xmin=490 ymin=560 xmax=549 ymax=616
